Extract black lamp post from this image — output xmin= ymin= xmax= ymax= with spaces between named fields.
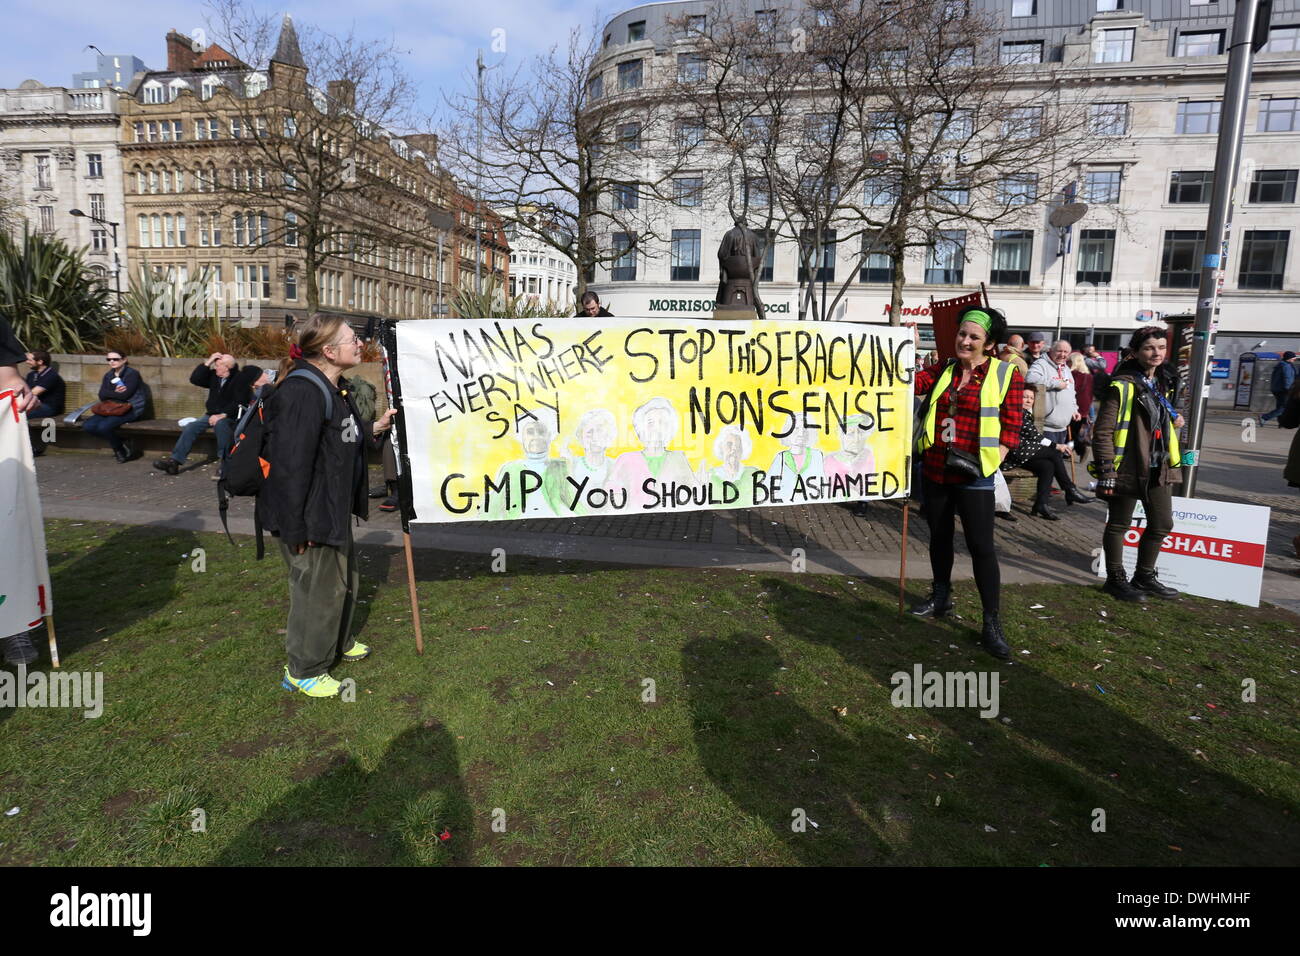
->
xmin=69 ymin=207 xmax=122 ymax=310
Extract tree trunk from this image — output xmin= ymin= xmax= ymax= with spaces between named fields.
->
xmin=888 ymin=248 xmax=906 ymax=327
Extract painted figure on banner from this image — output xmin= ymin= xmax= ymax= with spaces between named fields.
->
xmin=825 ymin=414 xmax=876 ymax=483
xmin=608 ymin=397 xmax=696 ymax=510
xmin=567 ymin=408 xmax=618 ymax=514
xmin=698 ymin=424 xmax=761 ymax=508
xmin=488 ymin=407 xmax=571 ymax=518
xmin=766 ymin=420 xmax=825 ymax=502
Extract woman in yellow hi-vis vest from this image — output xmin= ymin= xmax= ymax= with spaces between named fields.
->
xmin=910 ymin=307 xmax=1025 ymax=661
xmin=1092 ymin=326 xmax=1185 ymax=602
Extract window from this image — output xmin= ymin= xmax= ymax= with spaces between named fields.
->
xmin=1176 ymin=100 xmax=1220 ymax=134
xmin=133 ymin=122 xmax=144 ymax=143
xmin=231 ymin=117 xmax=243 ymax=138
xmin=611 ymin=232 xmax=636 ymax=281
xmin=201 ymin=77 xmax=219 ymax=100
xmin=233 ymin=212 xmax=245 ymax=247
xmin=137 ymin=214 xmax=149 ymax=248
xmin=285 ymin=271 xmax=298 ymax=301
xmin=1259 ymin=98 xmax=1300 ymax=132
xmin=89 ymin=193 xmax=105 ymax=219
xmin=678 ymin=54 xmax=706 ymax=83
xmin=1084 ymin=169 xmax=1122 ymax=204
xmin=1169 ymin=170 xmax=1213 ymax=203
xmin=1177 ymin=31 xmax=1224 ymax=57
xmin=758 ymin=229 xmax=775 ymax=282
xmin=997 ymin=173 xmax=1038 ymax=205
xmin=1249 ymin=168 xmax=1298 ymax=203
xmin=38 ymin=206 xmax=54 ymax=232
xmin=935 ymin=180 xmax=969 ymax=206
xmin=1265 ymin=26 xmax=1300 ymax=52
xmin=869 ymin=111 xmax=901 ymax=143
xmin=942 ymin=0 xmax=968 ymax=18
xmin=616 ymin=122 xmax=642 ymax=150
xmin=86 ymin=153 xmax=103 ymax=178
xmin=1238 ymin=230 xmax=1289 ymax=289
xmin=618 ymin=60 xmax=643 ymax=90
xmin=945 ymin=45 xmax=975 ymax=68
xmin=926 ymin=230 xmax=965 ymax=284
xmin=285 ymin=211 xmax=298 ymax=246
xmin=163 ymin=214 xmax=175 ymax=247
xmin=755 ymin=9 xmax=778 ymax=33
xmin=1160 ymin=230 xmax=1206 ymax=287
xmin=805 ymin=113 xmax=836 ymax=143
xmin=1077 ymin=229 xmax=1115 ymax=284
xmin=671 ymin=229 xmax=702 ymax=281
xmin=613 ymin=183 xmax=638 ymax=210
xmin=991 ymin=230 xmax=1032 ymax=285
xmin=1001 ymin=41 xmax=1043 ymax=65
xmin=245 ymin=73 xmax=267 ymax=97
xmin=1012 ymin=0 xmax=1036 ymax=16
xmin=798 ymin=230 xmax=836 ymax=283
xmin=1002 ymin=106 xmax=1042 ymax=139
xmin=147 ymin=122 xmax=158 ymax=142
xmin=176 ymin=214 xmax=187 ymax=247
xmin=1097 ymin=0 xmax=1124 ymax=10
xmin=674 ymin=175 xmax=704 ymax=207
xmin=151 ymin=214 xmax=162 ymax=248
xmin=942 ymin=109 xmax=973 ymax=140
xmin=172 ymin=120 xmax=184 ymax=141
xmin=143 ymin=81 xmax=164 ymax=104
xmin=745 ymin=177 xmax=770 ymax=208
xmin=587 ymin=74 xmax=603 ymax=101
xmin=627 ymin=20 xmax=645 ymax=42
xmin=35 ymin=155 xmax=51 ymax=189
xmin=859 ymin=232 xmax=893 ymax=284
xmin=881 ymin=49 xmax=907 ymax=69
xmin=676 ymin=118 xmax=705 ymax=149
xmin=1090 ymin=102 xmax=1129 ymax=136
xmin=1095 ymin=28 xmax=1134 ymax=63
xmin=91 ymin=229 xmax=107 ymax=252
xmin=865 ymin=175 xmax=901 ymax=206
xmin=196 ymin=118 xmax=219 ymax=140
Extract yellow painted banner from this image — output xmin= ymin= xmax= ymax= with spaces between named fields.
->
xmin=393 ymin=317 xmax=915 ymax=523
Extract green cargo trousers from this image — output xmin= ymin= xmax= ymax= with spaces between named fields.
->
xmin=279 ymin=528 xmax=360 ymax=679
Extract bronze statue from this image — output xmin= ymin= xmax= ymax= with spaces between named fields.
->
xmin=715 ymin=217 xmax=765 ymax=315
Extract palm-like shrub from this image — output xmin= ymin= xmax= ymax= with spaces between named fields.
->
xmin=117 ymin=260 xmax=222 ymax=357
xmin=0 ymin=226 xmax=111 ymax=353
xmin=449 ymin=277 xmax=565 ymax=319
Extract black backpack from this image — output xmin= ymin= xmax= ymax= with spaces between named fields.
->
xmin=218 ymin=368 xmax=334 ymax=558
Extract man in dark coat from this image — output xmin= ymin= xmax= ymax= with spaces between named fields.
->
xmin=153 ymin=352 xmax=241 ymax=474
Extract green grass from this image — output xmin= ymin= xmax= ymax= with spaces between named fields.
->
xmin=1 ymin=518 xmax=1297 ymax=866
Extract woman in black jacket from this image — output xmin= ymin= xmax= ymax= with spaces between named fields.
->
xmin=257 ymin=314 xmax=396 ymax=698
xmin=1092 ymin=326 xmax=1185 ymax=602
xmin=82 ymin=350 xmax=146 ymax=462
xmin=1002 ymin=383 xmax=1094 ymax=520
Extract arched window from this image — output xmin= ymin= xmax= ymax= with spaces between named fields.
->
xmin=201 ymin=76 xmax=219 ymax=100
xmin=148 ymin=168 xmax=159 ymax=194
xmin=151 ymin=214 xmax=162 ymax=248
xmin=137 ymin=214 xmax=149 ymax=248
xmin=245 ymin=72 xmax=267 ymax=97
xmin=285 ymin=211 xmax=298 ymax=246
xmin=176 ymin=214 xmax=187 ymax=246
xmin=168 ymin=78 xmax=188 ymax=102
xmin=134 ymin=167 xmax=145 ymax=194
xmin=174 ymin=168 xmax=184 ymax=192
xmin=163 ymin=214 xmax=174 ymax=247
xmin=160 ymin=169 xmax=170 ymax=193
xmin=142 ymin=81 xmax=164 ymax=104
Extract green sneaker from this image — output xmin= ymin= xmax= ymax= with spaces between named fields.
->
xmin=341 ymin=642 xmax=370 ymax=663
xmin=281 ymin=667 xmax=342 ymax=698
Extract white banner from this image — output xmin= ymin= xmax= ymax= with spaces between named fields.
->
xmin=1096 ymin=496 xmax=1270 ymax=607
xmin=0 ymin=391 xmax=52 ymax=639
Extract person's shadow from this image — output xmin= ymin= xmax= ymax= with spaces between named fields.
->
xmin=683 ymin=633 xmax=909 ymax=865
xmin=212 ymin=723 xmax=473 ymax=866
xmin=757 ymin=577 xmax=1300 ymax=866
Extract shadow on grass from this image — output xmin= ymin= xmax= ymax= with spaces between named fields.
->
xmin=755 ymin=576 xmax=1299 ymax=866
xmin=213 ymin=722 xmax=472 ymax=866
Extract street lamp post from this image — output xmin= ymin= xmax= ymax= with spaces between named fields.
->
xmin=69 ymin=207 xmax=122 ymax=310
xmin=428 ymin=209 xmax=456 ymax=317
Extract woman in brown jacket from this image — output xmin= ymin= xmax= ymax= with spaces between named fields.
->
xmin=1092 ymin=327 xmax=1185 ymax=602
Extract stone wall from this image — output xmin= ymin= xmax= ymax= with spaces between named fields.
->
xmin=32 ymin=354 xmax=389 ymax=421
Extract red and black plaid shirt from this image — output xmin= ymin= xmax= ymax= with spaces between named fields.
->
xmin=914 ymin=359 xmax=1024 ymax=484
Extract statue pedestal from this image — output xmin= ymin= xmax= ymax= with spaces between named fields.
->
xmin=712 ymin=304 xmax=759 ymax=321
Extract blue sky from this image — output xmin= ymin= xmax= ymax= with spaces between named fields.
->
xmin=4 ymin=0 xmax=624 ymax=129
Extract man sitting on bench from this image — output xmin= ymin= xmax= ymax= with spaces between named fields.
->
xmin=154 ymin=352 xmax=240 ymax=475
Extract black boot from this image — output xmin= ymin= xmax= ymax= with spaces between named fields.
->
xmin=980 ymin=614 xmax=1012 ymax=661
xmin=1065 ymin=487 xmax=1094 ymax=504
xmin=1030 ymin=503 xmax=1060 ymax=520
xmin=1131 ymin=567 xmax=1179 ymax=599
xmin=113 ymin=445 xmax=129 ymax=463
xmin=910 ymin=583 xmax=953 ymax=618
xmin=1102 ymin=569 xmax=1146 ymax=602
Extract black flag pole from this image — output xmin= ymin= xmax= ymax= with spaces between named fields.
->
xmin=380 ymin=320 xmax=424 ymax=655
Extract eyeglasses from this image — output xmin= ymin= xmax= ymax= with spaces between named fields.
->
xmin=329 ymin=334 xmax=361 ymax=349
xmin=106 ymin=356 xmax=123 ymax=362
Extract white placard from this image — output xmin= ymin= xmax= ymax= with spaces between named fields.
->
xmin=0 ymin=391 xmax=53 ymax=638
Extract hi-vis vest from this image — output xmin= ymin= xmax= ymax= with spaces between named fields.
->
xmin=1108 ymin=379 xmax=1181 ymax=473
xmin=917 ymin=358 xmax=1014 ymax=477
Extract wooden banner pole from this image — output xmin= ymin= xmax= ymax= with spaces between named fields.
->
xmin=45 ymin=615 xmax=60 ymax=669
xmin=898 ymin=497 xmax=910 ymax=614
xmin=403 ymin=531 xmax=424 ymax=656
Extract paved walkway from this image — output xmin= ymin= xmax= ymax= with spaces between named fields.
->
xmin=33 ymin=416 xmax=1300 ymax=613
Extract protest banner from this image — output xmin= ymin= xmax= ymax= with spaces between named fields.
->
xmin=929 ymin=285 xmax=989 ymax=365
xmin=0 ymin=390 xmax=57 ymax=665
xmin=1095 ymin=496 xmax=1270 ymax=607
xmin=386 ymin=318 xmax=915 ymax=524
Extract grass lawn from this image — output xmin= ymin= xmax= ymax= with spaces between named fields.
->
xmin=0 ymin=518 xmax=1297 ymax=866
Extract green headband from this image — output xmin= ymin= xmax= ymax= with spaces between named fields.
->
xmin=960 ymin=309 xmax=993 ymax=335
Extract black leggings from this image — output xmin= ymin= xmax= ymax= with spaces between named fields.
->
xmin=1103 ymin=479 xmax=1174 ymax=572
xmin=922 ymin=477 xmax=1000 ymax=616
xmin=1022 ymin=449 xmax=1075 ymax=508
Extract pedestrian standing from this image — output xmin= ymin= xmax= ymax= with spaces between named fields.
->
xmin=1092 ymin=326 xmax=1185 ymax=602
xmin=909 ymin=307 xmax=1024 ymax=661
xmin=1261 ymin=351 xmax=1297 ymax=424
xmin=257 ymin=315 xmax=397 ymax=697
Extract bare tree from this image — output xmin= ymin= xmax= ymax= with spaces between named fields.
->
xmin=194 ymin=1 xmax=445 ymax=312
xmin=676 ymin=0 xmax=1121 ymax=323
xmin=441 ymin=20 xmax=708 ymax=302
